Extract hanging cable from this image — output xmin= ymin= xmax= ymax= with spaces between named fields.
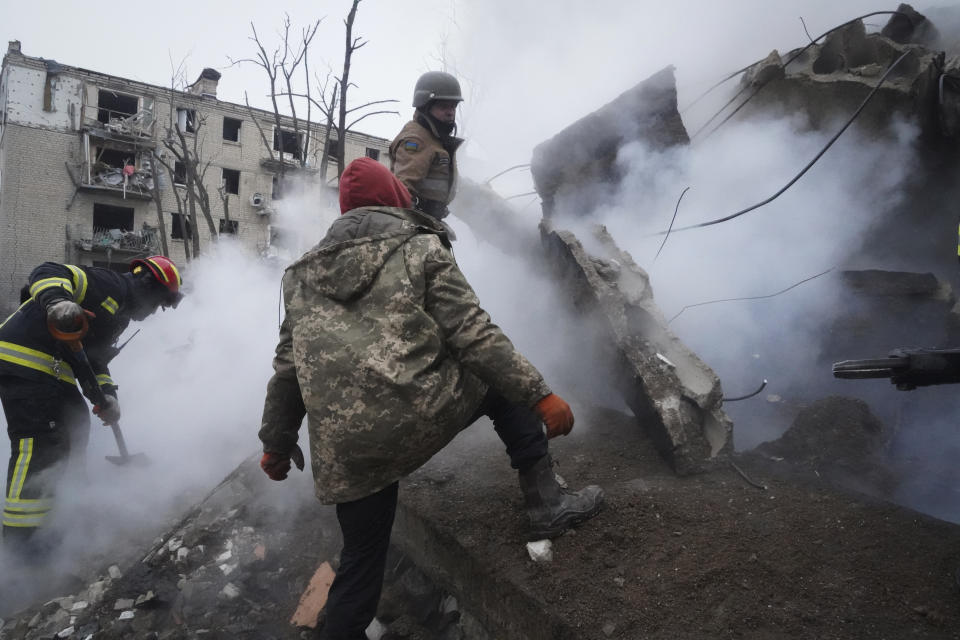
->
xmin=800 ymin=16 xmax=815 ymax=44
xmin=650 ymin=49 xmax=911 ymax=238
xmin=484 ymin=163 xmax=531 ymax=186
xmin=505 ymin=190 xmax=538 ymax=201
xmin=654 ymin=187 xmax=689 ymax=262
xmin=723 ymin=379 xmax=768 ymax=402
xmin=695 ymin=10 xmax=908 ymax=144
xmin=668 ymin=267 xmax=834 ymax=324
xmin=680 ymin=64 xmax=753 ymax=115
xmin=688 ymin=83 xmax=754 ymax=140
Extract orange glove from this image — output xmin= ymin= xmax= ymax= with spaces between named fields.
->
xmin=534 ymin=393 xmax=574 ymax=439
xmin=260 ymin=452 xmax=291 ymax=481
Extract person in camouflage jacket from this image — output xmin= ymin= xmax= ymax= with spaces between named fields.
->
xmin=258 ymin=157 xmax=603 ymax=640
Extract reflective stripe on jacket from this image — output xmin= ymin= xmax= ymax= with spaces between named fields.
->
xmin=0 ymin=263 xmax=132 ymax=393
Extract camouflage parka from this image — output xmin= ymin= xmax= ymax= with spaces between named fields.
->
xmin=258 ymin=206 xmax=551 ymax=504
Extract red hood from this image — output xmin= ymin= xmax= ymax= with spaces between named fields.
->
xmin=339 ymin=157 xmax=412 ymax=214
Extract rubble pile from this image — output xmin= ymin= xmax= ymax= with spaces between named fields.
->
xmin=0 ymin=460 xmax=486 ymax=640
xmin=539 ymin=223 xmax=732 ymax=474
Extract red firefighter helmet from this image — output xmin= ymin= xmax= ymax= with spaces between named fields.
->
xmin=129 ymin=255 xmax=183 ymax=307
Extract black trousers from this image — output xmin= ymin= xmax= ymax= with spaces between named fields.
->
xmin=1 ymin=375 xmax=89 ymax=553
xmin=319 ymin=388 xmax=548 ymax=639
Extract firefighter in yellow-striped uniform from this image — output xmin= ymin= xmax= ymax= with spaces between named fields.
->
xmin=0 ymin=256 xmax=183 ymax=555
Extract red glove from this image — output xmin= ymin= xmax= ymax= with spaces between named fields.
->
xmin=260 ymin=452 xmax=291 ymax=481
xmin=534 ymin=393 xmax=574 ymax=439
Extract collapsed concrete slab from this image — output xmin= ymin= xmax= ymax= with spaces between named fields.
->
xmin=530 ymin=66 xmax=689 ymax=218
xmin=738 ymin=10 xmax=949 ymax=138
xmin=453 ymin=177 xmax=541 ymax=256
xmin=540 ymin=221 xmax=733 ymax=475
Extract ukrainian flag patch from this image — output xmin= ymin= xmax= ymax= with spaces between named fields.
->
xmin=404 ymin=140 xmax=420 ymax=151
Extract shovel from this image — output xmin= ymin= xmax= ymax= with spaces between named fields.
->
xmin=49 ymin=315 xmax=150 ymax=467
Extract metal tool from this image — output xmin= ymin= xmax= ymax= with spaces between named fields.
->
xmin=49 ymin=314 xmax=149 ymax=467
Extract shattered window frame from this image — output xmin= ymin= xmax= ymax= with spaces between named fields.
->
xmin=92 ymin=202 xmax=135 ymax=232
xmin=93 ymin=146 xmax=136 ymax=172
xmin=365 ymin=147 xmax=380 ymax=161
xmin=96 ymin=89 xmax=139 ymax=125
xmin=222 ymin=168 xmax=240 ymax=195
xmin=170 ymin=212 xmax=193 ymax=240
xmin=272 ymin=127 xmax=304 ymax=161
xmin=223 ymin=116 xmax=242 ymax=143
xmin=219 ymin=218 xmax=239 ymax=235
xmin=173 ymin=161 xmax=187 ymax=187
xmin=326 ymin=138 xmax=339 ymax=163
xmin=176 ymin=107 xmax=198 ymax=134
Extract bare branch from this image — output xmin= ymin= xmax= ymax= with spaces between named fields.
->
xmin=347 ymin=109 xmax=399 ymax=130
xmin=243 ymin=91 xmax=275 ymax=160
xmin=345 ymin=98 xmax=399 ymax=114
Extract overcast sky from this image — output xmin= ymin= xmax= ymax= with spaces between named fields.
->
xmin=4 ymin=0 xmax=953 ymax=194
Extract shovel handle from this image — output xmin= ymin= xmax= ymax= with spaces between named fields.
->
xmin=109 ymin=422 xmax=130 ymax=459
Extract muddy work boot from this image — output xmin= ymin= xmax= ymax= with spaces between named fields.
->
xmin=519 ymin=455 xmax=604 ymax=540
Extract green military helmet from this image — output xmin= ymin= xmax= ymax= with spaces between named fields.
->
xmin=412 ymin=71 xmax=463 ymax=109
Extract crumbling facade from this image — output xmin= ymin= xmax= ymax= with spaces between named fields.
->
xmin=0 ymin=41 xmax=389 ymax=312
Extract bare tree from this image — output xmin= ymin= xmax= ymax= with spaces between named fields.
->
xmin=235 ymin=5 xmax=398 ymax=187
xmin=228 ymin=15 xmax=320 ymax=195
xmin=147 ymin=156 xmax=170 ymax=257
xmin=333 ymin=0 xmax=400 ymax=178
xmin=151 ymin=58 xmax=221 ymax=261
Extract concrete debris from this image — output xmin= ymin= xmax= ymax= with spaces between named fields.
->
xmin=107 ymin=566 xmax=121 ymax=580
xmin=454 ymin=178 xmax=541 ymax=256
xmin=540 ymin=222 xmax=733 ymax=474
xmin=112 ymin=599 xmax=133 ymax=611
xmin=134 ymin=591 xmax=157 ymax=608
xmin=531 ymin=65 xmax=690 ymax=218
xmin=220 ymin=583 xmax=241 ymax=600
xmin=741 ymin=7 xmax=948 ymax=137
xmin=742 ymin=50 xmax=785 ymax=87
xmin=881 ymin=3 xmax=940 ymax=46
xmin=526 ymin=540 xmax=554 ymax=562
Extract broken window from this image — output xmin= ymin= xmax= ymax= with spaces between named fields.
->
xmin=97 ymin=90 xmax=139 ymax=124
xmin=325 ymin=138 xmax=339 ymax=162
xmin=222 ymin=168 xmax=240 ymax=195
xmin=273 ymin=128 xmax=303 ymax=160
xmin=365 ymin=147 xmax=380 ymax=161
xmin=219 ymin=218 xmax=239 ymax=234
xmin=223 ymin=117 xmax=241 ymax=142
xmin=93 ymin=203 xmax=134 ymax=231
xmin=173 ymin=161 xmax=186 ymax=186
xmin=176 ymin=108 xmax=197 ymax=134
xmin=93 ymin=147 xmax=134 ymax=172
xmin=170 ymin=213 xmax=193 ymax=240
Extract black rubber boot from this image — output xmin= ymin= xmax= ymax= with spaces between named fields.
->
xmin=519 ymin=455 xmax=604 ymax=540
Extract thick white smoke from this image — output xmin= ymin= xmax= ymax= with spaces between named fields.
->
xmin=0 ymin=189 xmax=333 ymax=614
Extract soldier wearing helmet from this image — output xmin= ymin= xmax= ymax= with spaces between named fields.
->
xmin=0 ymin=256 xmax=183 ymax=556
xmin=389 ymin=71 xmax=465 ymax=220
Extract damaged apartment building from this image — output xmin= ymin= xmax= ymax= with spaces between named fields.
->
xmin=0 ymin=40 xmax=390 ymax=313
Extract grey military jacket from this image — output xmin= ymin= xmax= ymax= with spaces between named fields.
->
xmin=259 ymin=206 xmax=551 ymax=503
